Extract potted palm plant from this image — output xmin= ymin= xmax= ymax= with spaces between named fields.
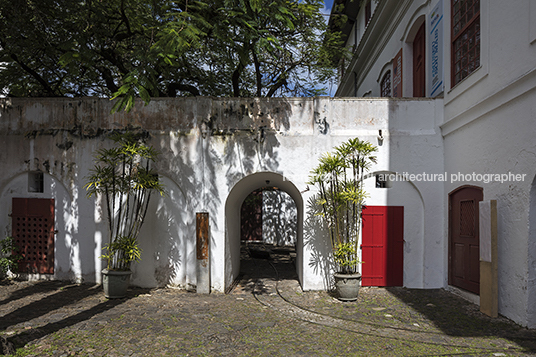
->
xmin=308 ymin=138 xmax=377 ymax=301
xmin=85 ymin=131 xmax=164 ymax=298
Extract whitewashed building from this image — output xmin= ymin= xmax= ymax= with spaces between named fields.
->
xmin=0 ymin=96 xmax=443 ymax=294
xmin=0 ymin=0 xmax=535 ymax=331
xmin=330 ymin=0 xmax=536 ymax=328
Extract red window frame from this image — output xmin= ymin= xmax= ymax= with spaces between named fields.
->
xmin=451 ymin=0 xmax=480 ymax=86
xmin=380 ymin=71 xmax=391 ymax=97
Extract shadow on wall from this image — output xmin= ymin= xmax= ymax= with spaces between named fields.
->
xmin=51 ymin=171 xmax=95 ymax=284
xmin=303 ymin=195 xmax=334 ymax=290
xmin=0 ymin=171 xmax=97 ymax=284
xmin=141 ymin=129 xmax=224 ymax=290
xmin=133 ymin=176 xmax=187 ymax=288
xmin=262 ymin=189 xmax=297 ymax=246
xmin=240 ymin=188 xmax=298 ymax=246
xmin=222 ymin=130 xmax=283 ymax=190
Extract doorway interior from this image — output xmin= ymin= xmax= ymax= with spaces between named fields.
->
xmin=224 ymin=172 xmax=304 ymax=293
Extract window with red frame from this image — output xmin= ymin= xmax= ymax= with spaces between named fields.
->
xmin=365 ymin=0 xmax=372 ymax=26
xmin=451 ymin=0 xmax=480 ymax=86
xmin=380 ymin=71 xmax=391 ymax=97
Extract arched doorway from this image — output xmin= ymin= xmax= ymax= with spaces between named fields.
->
xmin=239 ymin=187 xmax=297 ymax=283
xmin=403 ymin=14 xmax=426 ymax=97
xmin=224 ymin=172 xmax=303 ymax=292
xmin=448 ymin=185 xmax=483 ymax=295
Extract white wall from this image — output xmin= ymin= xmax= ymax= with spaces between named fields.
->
xmin=0 ymin=97 xmax=444 ymax=295
xmin=262 ymin=190 xmax=297 ymax=247
xmin=332 ymin=0 xmax=536 ymax=328
xmin=441 ymin=0 xmax=536 ymax=329
xmin=443 ymin=89 xmax=536 ymax=328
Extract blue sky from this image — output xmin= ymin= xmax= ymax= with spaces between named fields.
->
xmin=321 ymin=0 xmax=334 ymax=17
xmin=320 ymin=0 xmax=336 ymax=96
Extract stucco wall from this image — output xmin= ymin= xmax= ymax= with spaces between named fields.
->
xmin=442 ymin=88 xmax=536 ymax=328
xmin=331 ymin=0 xmax=536 ymax=328
xmin=0 ymin=97 xmax=444 ymax=294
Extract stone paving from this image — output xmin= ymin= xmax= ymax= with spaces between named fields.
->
xmin=1 ymin=247 xmax=536 ymax=356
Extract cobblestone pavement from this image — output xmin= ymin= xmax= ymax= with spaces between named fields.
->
xmin=1 ymin=247 xmax=536 ymax=356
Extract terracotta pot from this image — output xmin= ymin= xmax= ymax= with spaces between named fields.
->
xmin=334 ymin=272 xmax=361 ymax=301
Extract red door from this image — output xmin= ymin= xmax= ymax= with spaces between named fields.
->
xmin=413 ymin=22 xmax=426 ymax=97
xmin=361 ymin=206 xmax=404 ymax=286
xmin=12 ymin=198 xmax=55 ymax=274
xmin=449 ymin=186 xmax=482 ymax=294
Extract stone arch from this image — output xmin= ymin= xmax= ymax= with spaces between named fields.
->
xmin=224 ymin=172 xmax=303 ymax=291
xmin=403 ymin=13 xmax=426 ymax=44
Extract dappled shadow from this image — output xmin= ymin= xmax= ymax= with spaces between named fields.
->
xmin=1 ymin=281 xmax=149 ymax=350
xmin=0 ymin=280 xmax=63 ymax=308
xmin=303 ymin=195 xmax=334 ymax=290
xmin=231 ymin=242 xmax=298 ymax=295
xmin=1 ymin=281 xmax=100 ymax=330
xmin=135 ymin=175 xmax=186 ymax=288
xmin=386 ymin=287 xmax=536 ymax=352
xmin=262 ymin=190 xmax=297 ymax=247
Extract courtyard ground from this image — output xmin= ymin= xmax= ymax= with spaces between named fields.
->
xmin=1 ymin=246 xmax=536 ymax=356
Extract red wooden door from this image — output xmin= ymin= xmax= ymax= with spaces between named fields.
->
xmin=241 ymin=190 xmax=263 ymax=241
xmin=449 ymin=186 xmax=482 ymax=294
xmin=361 ymin=206 xmax=404 ymax=286
xmin=12 ymin=197 xmax=55 ymax=274
xmin=413 ymin=22 xmax=426 ymax=97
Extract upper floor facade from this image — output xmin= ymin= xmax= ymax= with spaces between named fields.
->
xmin=331 ymin=0 xmax=536 ymax=125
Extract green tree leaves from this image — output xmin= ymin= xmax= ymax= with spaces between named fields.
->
xmin=0 ymin=0 xmax=345 ymax=109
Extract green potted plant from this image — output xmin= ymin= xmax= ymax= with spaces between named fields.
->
xmin=0 ymin=236 xmax=22 ymax=280
xmin=85 ymin=131 xmax=164 ymax=298
xmin=308 ymin=138 xmax=377 ymax=301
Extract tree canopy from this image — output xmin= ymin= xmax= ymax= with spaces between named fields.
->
xmin=0 ymin=0 xmax=345 ymax=111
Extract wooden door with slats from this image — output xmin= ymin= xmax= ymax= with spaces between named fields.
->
xmin=449 ymin=186 xmax=482 ymax=294
xmin=12 ymin=198 xmax=55 ymax=274
xmin=362 ymin=206 xmax=404 ymax=286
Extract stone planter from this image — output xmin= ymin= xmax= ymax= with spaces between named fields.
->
xmin=334 ymin=272 xmax=362 ymax=301
xmin=102 ymin=269 xmax=132 ymax=299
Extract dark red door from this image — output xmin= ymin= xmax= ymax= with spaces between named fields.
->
xmin=240 ymin=190 xmax=263 ymax=241
xmin=12 ymin=198 xmax=55 ymax=274
xmin=413 ymin=22 xmax=426 ymax=97
xmin=361 ymin=206 xmax=404 ymax=286
xmin=449 ymin=186 xmax=482 ymax=294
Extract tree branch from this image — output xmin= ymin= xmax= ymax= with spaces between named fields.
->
xmin=252 ymin=50 xmax=262 ymax=97
xmin=167 ymin=82 xmax=200 ymax=97
xmin=9 ymin=53 xmax=58 ymax=96
xmin=96 ymin=66 xmax=119 ymax=93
